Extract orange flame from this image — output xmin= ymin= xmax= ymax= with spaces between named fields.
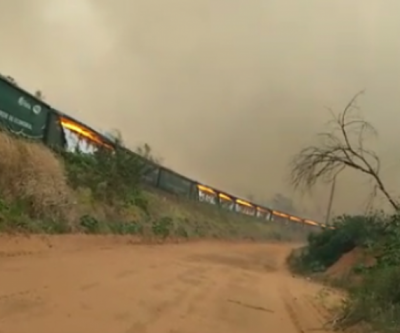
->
xmin=219 ymin=193 xmax=233 ymax=201
xmin=60 ymin=117 xmax=112 ymax=149
xmin=236 ymin=199 xmax=254 ymax=208
xmin=197 ymin=184 xmax=216 ymax=195
xmin=273 ymin=211 xmax=289 ymax=218
xmin=304 ymin=219 xmax=319 ymax=226
xmin=289 ymin=216 xmax=302 ymax=222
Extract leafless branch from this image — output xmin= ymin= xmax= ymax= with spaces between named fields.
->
xmin=290 ymin=91 xmax=398 ymax=211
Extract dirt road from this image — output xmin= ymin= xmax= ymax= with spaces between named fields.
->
xmin=0 ymin=236 xmax=340 ymax=333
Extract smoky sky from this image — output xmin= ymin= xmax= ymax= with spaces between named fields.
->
xmin=1 ymin=0 xmax=400 ymax=220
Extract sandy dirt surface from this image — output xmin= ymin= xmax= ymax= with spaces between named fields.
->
xmin=0 ymin=235 xmax=341 ymax=333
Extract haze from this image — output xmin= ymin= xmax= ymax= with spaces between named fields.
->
xmin=1 ymin=0 xmax=400 ymax=220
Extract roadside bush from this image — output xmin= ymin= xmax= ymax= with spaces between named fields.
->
xmin=107 ymin=220 xmax=143 ymax=235
xmin=0 ymin=197 xmax=72 ymax=233
xmin=152 ymin=216 xmax=173 ymax=239
xmin=372 ymin=214 xmax=400 ymax=266
xmin=289 ymin=213 xmax=385 ymax=273
xmin=289 ymin=212 xmax=400 ymax=332
xmin=339 ymin=265 xmax=400 ymax=333
xmin=61 ymin=146 xmax=151 ymax=208
xmin=337 ymin=214 xmax=400 ymax=332
xmin=79 ymin=214 xmax=101 ymax=233
xmin=79 ymin=214 xmax=144 ymax=235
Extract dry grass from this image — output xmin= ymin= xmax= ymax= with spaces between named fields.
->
xmin=0 ymin=131 xmax=75 ymax=222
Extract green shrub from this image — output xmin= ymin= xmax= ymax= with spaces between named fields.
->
xmin=0 ymin=198 xmax=70 ymax=233
xmin=174 ymin=224 xmax=189 ymax=238
xmin=108 ymin=220 xmax=143 ymax=235
xmin=61 ymin=147 xmax=150 ymax=208
xmin=289 ymin=213 xmax=386 ymax=274
xmin=79 ymin=214 xmax=101 ymax=234
xmin=373 ymin=214 xmax=400 ymax=267
xmin=289 ymin=212 xmax=400 ymax=332
xmin=79 ymin=214 xmax=144 ymax=235
xmin=152 ymin=216 xmax=173 ymax=239
xmin=340 ymin=265 xmax=400 ymax=332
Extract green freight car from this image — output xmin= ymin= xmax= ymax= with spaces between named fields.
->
xmin=0 ymin=76 xmax=50 ymax=139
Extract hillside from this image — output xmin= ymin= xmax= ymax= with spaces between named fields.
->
xmin=288 ymin=214 xmax=400 ymax=333
xmin=0 ymin=74 xmax=324 ymax=232
xmin=0 ymin=128 xmax=306 ymax=241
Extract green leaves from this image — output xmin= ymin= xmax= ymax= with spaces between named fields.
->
xmin=61 ymin=147 xmax=151 ymax=208
xmin=152 ymin=217 xmax=173 ymax=239
xmin=292 ymin=214 xmax=383 ymax=273
xmin=289 ymin=212 xmax=400 ymax=332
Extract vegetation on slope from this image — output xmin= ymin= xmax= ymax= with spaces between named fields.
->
xmin=285 ymin=92 xmax=400 ymax=332
xmin=288 ymin=214 xmax=400 ymax=333
xmin=0 ymin=129 xmax=304 ymax=241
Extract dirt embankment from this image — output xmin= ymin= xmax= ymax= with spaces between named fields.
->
xmin=323 ymin=247 xmax=376 ymax=286
xmin=0 ymin=130 xmax=306 ymax=241
xmin=0 ymin=236 xmax=342 ymax=333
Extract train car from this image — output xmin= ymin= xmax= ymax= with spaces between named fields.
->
xmin=235 ymin=199 xmax=256 ymax=216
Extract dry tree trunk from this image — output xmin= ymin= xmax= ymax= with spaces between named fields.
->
xmin=290 ymin=91 xmax=399 ymax=212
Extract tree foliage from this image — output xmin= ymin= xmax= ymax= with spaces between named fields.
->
xmin=62 ymin=146 xmax=149 ymax=209
xmin=102 ymin=129 xmax=163 ymax=165
xmin=135 ymin=142 xmax=163 ymax=165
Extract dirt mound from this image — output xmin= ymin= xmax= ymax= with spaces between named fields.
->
xmin=324 ymin=247 xmax=376 ymax=280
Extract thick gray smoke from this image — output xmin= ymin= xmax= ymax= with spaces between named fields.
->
xmin=2 ymin=0 xmax=400 ymax=220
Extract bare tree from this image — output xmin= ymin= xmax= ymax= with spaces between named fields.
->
xmin=290 ymin=91 xmax=399 ymax=211
xmin=104 ymin=128 xmax=124 ymax=145
xmin=2 ymin=75 xmax=18 ymax=85
xmin=102 ymin=129 xmax=163 ymax=164
xmin=136 ymin=143 xmax=163 ymax=165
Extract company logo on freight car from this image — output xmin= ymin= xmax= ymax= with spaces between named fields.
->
xmin=18 ymin=97 xmax=42 ymax=115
